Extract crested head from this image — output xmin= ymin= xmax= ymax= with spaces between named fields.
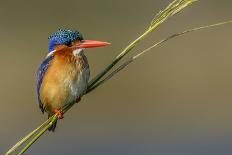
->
xmin=48 ymin=29 xmax=84 ymax=52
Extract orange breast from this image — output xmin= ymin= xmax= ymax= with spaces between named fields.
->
xmin=40 ymin=48 xmax=87 ymax=113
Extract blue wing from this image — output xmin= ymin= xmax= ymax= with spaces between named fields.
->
xmin=36 ymin=55 xmax=54 ymax=113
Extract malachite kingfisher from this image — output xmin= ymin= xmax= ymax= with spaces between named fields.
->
xmin=37 ymin=29 xmax=110 ymax=131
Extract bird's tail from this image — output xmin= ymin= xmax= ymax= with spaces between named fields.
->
xmin=48 ymin=114 xmax=58 ymax=132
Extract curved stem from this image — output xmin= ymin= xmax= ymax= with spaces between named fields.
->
xmin=133 ymin=20 xmax=232 ymax=60
xmin=17 ymin=116 xmax=58 ymax=155
xmin=87 ymin=0 xmax=197 ymax=89
xmin=87 ymin=20 xmax=232 ymax=91
xmin=5 ymin=116 xmax=53 ymax=155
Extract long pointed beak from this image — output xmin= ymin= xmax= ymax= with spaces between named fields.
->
xmin=76 ymin=40 xmax=110 ymax=48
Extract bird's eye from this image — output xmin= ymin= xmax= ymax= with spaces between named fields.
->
xmin=66 ymin=41 xmax=72 ymax=47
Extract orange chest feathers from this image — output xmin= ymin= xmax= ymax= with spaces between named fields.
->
xmin=40 ymin=49 xmax=90 ymax=112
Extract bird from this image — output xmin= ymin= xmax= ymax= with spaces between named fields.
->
xmin=37 ymin=29 xmax=110 ymax=131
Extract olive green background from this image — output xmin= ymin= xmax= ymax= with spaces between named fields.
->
xmin=1 ymin=0 xmax=232 ymax=154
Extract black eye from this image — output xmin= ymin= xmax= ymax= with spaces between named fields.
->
xmin=66 ymin=41 xmax=72 ymax=46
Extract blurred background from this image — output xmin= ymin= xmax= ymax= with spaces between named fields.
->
xmin=1 ymin=0 xmax=232 ymax=154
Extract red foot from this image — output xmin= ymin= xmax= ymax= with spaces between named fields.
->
xmin=76 ymin=97 xmax=81 ymax=103
xmin=54 ymin=109 xmax=64 ymax=119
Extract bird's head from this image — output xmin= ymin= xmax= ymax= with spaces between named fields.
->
xmin=48 ymin=29 xmax=110 ymax=53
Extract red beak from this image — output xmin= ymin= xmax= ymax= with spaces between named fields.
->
xmin=76 ymin=40 xmax=110 ymax=48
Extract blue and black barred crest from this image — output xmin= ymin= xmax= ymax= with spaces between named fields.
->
xmin=48 ymin=29 xmax=84 ymax=52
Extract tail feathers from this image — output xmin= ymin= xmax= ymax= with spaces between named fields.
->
xmin=48 ymin=115 xmax=58 ymax=132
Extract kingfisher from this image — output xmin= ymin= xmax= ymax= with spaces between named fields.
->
xmin=37 ymin=29 xmax=110 ymax=131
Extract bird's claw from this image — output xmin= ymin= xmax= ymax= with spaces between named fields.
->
xmin=54 ymin=109 xmax=64 ymax=119
xmin=76 ymin=97 xmax=81 ymax=103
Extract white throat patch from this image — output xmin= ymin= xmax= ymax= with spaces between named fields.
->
xmin=73 ymin=48 xmax=84 ymax=57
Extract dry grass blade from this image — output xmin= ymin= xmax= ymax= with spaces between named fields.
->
xmin=5 ymin=117 xmax=53 ymax=155
xmin=150 ymin=0 xmax=197 ymax=28
xmin=89 ymin=20 xmax=232 ymax=91
xmin=87 ymin=0 xmax=197 ymax=89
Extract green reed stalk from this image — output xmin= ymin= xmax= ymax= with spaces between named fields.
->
xmin=87 ymin=20 xmax=232 ymax=91
xmin=5 ymin=117 xmax=54 ymax=155
xmin=87 ymin=0 xmax=197 ymax=89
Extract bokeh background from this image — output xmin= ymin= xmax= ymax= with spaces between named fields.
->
xmin=1 ymin=0 xmax=232 ymax=154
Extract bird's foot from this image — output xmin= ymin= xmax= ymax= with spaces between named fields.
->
xmin=54 ymin=108 xmax=64 ymax=119
xmin=76 ymin=97 xmax=81 ymax=103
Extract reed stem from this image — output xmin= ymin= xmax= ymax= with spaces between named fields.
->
xmin=88 ymin=20 xmax=232 ymax=91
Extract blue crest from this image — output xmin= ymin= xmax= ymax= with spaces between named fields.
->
xmin=48 ymin=29 xmax=84 ymax=52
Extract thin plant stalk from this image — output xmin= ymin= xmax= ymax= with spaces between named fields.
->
xmin=134 ymin=20 xmax=232 ymax=59
xmin=17 ymin=116 xmax=58 ymax=155
xmin=87 ymin=0 xmax=197 ymax=89
xmin=87 ymin=20 xmax=232 ymax=92
xmin=5 ymin=116 xmax=53 ymax=155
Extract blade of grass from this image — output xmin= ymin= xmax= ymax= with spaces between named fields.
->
xmin=87 ymin=20 xmax=232 ymax=91
xmin=5 ymin=116 xmax=53 ymax=155
xmin=87 ymin=0 xmax=197 ymax=89
xmin=17 ymin=116 xmax=58 ymax=155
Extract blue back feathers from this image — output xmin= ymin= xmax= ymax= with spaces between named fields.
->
xmin=48 ymin=29 xmax=84 ymax=52
xmin=37 ymin=56 xmax=54 ymax=113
